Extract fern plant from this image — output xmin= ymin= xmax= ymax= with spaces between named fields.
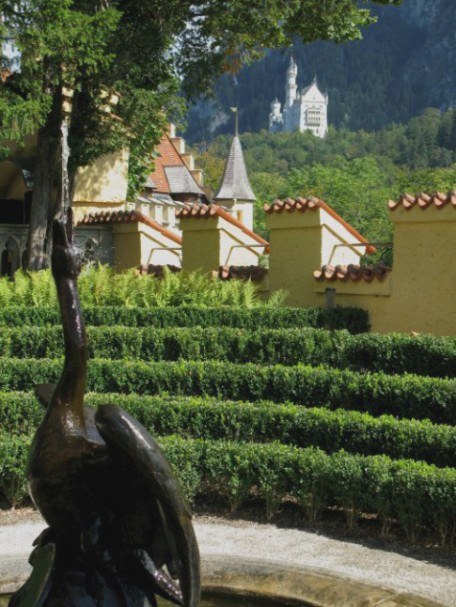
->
xmin=2 ymin=265 xmax=284 ymax=308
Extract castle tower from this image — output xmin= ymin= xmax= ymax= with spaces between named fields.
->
xmin=213 ymin=123 xmax=255 ymax=230
xmin=285 ymin=56 xmax=298 ymax=108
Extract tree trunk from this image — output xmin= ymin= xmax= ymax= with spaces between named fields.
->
xmin=26 ymin=122 xmax=60 ymax=270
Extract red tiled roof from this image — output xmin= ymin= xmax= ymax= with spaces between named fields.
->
xmin=177 ymin=203 xmax=269 ymax=251
xmin=148 ymin=134 xmax=184 ymax=193
xmin=147 ymin=134 xmax=203 ymax=196
xmin=77 ymin=210 xmax=182 ymax=245
xmin=265 ymin=196 xmax=376 ymax=255
xmin=137 ymin=264 xmax=181 ymax=277
xmin=313 ymin=263 xmax=391 ymax=283
xmin=217 ymin=265 xmax=268 ymax=282
xmin=388 ymin=190 xmax=456 ymax=211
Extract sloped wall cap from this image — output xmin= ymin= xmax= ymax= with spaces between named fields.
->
xmin=177 ymin=203 xmax=269 ymax=251
xmin=265 ymin=196 xmax=376 ymax=254
xmin=78 ymin=210 xmax=182 ymax=245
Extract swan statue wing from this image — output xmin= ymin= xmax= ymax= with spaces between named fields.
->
xmin=94 ymin=404 xmax=201 ymax=607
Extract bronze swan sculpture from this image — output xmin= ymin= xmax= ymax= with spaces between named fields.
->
xmin=9 ymin=215 xmax=200 ymax=607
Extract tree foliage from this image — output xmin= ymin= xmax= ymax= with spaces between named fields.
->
xmin=0 ymin=0 xmax=401 ymax=268
xmin=197 ymin=108 xmax=456 ymax=248
xmin=1 ymin=0 xmax=401 ymax=191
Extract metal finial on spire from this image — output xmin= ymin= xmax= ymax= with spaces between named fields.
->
xmin=230 ymin=106 xmax=238 ymax=136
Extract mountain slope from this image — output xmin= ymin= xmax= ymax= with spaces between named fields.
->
xmin=185 ymin=0 xmax=456 ymax=142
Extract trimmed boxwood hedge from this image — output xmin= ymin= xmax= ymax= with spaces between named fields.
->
xmin=1 ymin=433 xmax=455 ymax=544
xmin=2 ymin=392 xmax=454 ymax=467
xmin=0 ymin=358 xmax=454 ymax=424
xmin=0 ymin=305 xmax=370 ymax=333
xmin=0 ymin=325 xmax=455 ymax=378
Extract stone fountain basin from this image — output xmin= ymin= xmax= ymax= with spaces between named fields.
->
xmin=0 ymin=554 xmax=446 ymax=607
xmin=0 ymin=519 xmax=452 ymax=607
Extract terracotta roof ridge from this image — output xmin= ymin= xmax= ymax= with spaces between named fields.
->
xmin=135 ymin=211 xmax=183 ymax=245
xmin=313 ymin=262 xmax=391 ymax=283
xmin=389 ymin=190 xmax=456 ymax=211
xmin=218 ymin=264 xmax=268 ymax=281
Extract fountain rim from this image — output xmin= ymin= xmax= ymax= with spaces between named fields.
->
xmin=0 ymin=552 xmax=448 ymax=607
xmin=200 ymin=554 xmax=447 ymax=607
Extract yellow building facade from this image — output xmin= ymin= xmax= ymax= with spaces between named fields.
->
xmin=266 ymin=192 xmax=456 ymax=336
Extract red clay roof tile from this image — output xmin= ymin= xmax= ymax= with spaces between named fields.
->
xmin=265 ymin=196 xmax=375 ymax=254
xmin=77 ymin=210 xmax=182 ymax=245
xmin=313 ymin=263 xmax=391 ymax=283
xmin=137 ymin=264 xmax=181 ymax=277
xmin=217 ymin=265 xmax=268 ymax=282
xmin=388 ymin=190 xmax=456 ymax=211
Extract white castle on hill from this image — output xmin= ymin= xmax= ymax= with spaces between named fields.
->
xmin=269 ymin=57 xmax=328 ymax=138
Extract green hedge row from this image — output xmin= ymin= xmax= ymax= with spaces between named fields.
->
xmin=0 ymin=305 xmax=370 ymax=333
xmin=0 ymin=358 xmax=454 ymax=424
xmin=3 ymin=392 xmax=454 ymax=467
xmin=2 ymin=434 xmax=455 ymax=544
xmin=1 ymin=325 xmax=455 ymax=378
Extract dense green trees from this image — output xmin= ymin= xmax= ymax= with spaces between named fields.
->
xmin=0 ymin=0 xmax=400 ymax=268
xmin=198 ymin=108 xmax=456 ymax=247
xmin=185 ymin=1 xmax=456 ymax=141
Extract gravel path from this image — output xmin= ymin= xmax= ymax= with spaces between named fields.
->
xmin=1 ymin=514 xmax=455 ymax=606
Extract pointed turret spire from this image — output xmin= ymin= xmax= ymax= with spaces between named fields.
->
xmin=287 ymin=55 xmax=297 ymax=76
xmin=214 ymin=135 xmax=255 ymax=202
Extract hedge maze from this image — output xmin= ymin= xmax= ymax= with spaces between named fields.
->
xmin=0 ymin=305 xmax=455 ymax=545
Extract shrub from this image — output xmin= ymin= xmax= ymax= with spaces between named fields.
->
xmin=0 ymin=305 xmax=370 ymax=333
xmin=1 ymin=326 xmax=455 ymax=377
xmin=2 ymin=433 xmax=455 ymax=544
xmin=0 ymin=433 xmax=31 ymax=508
xmin=0 ymin=358 xmax=454 ymax=424
xmin=3 ymin=391 xmax=454 ymax=466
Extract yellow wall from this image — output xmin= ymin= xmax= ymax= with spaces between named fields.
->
xmin=267 ymin=202 xmax=456 ymax=336
xmin=312 ymin=289 xmax=391 ymax=332
xmin=266 ymin=211 xmax=323 ymax=307
xmin=180 ymin=214 xmax=264 ymax=273
xmin=112 ymin=223 xmax=142 ymax=271
xmin=73 ymin=148 xmax=129 ymax=206
xmin=0 ymin=161 xmax=27 ymax=199
xmin=219 ymin=221 xmax=264 ymax=267
xmin=139 ymin=224 xmax=181 ymax=267
xmin=385 ymin=205 xmax=456 ymax=335
xmin=180 ymin=217 xmax=221 ymax=274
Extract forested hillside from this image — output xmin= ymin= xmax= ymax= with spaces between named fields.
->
xmin=195 ymin=108 xmax=456 ymax=256
xmin=185 ymin=0 xmax=456 ymax=142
